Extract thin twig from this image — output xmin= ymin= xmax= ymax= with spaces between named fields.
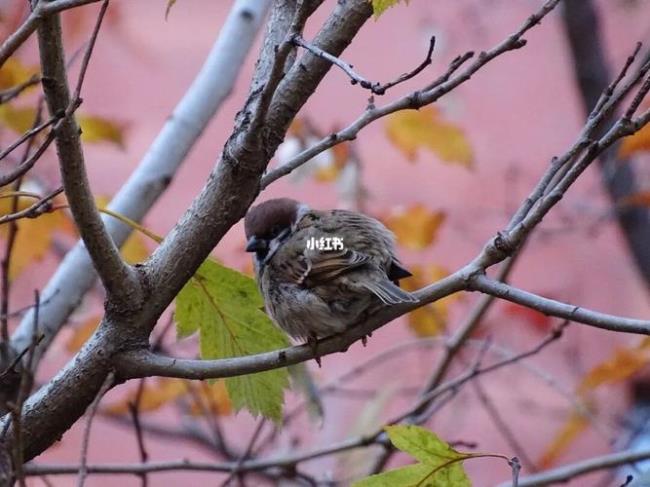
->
xmin=291 ymin=34 xmax=435 ymax=95
xmin=77 ymin=371 xmax=114 ymax=487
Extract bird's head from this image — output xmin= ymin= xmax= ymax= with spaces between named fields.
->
xmin=244 ymin=198 xmax=308 ymax=269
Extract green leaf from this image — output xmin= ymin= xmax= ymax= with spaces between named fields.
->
xmin=371 ymin=0 xmax=408 ymax=19
xmin=353 ymin=425 xmax=471 ymax=486
xmin=175 ymin=259 xmax=290 ymax=422
xmin=352 ymin=463 xmax=437 ymax=487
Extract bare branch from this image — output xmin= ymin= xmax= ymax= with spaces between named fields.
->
xmin=469 ymin=275 xmax=650 ymax=334
xmin=0 ymin=0 xmax=103 ymax=70
xmin=10 ymin=0 xmax=273 ymax=368
xmin=36 ymin=9 xmax=139 ymax=304
xmin=262 ymin=0 xmax=561 ymax=187
xmin=0 ymin=187 xmax=64 ymax=225
xmin=496 ymin=446 xmax=650 ymax=486
xmin=290 ymin=34 xmax=436 ymax=95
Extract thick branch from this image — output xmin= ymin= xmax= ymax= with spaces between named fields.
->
xmin=10 ymin=0 xmax=273 ymax=364
xmin=36 ymin=11 xmax=139 ymax=305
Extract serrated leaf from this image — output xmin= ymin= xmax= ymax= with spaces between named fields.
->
xmin=175 ymin=259 xmax=290 ymax=422
xmin=352 ymin=463 xmax=438 ymax=487
xmin=384 ymin=204 xmax=446 ymax=250
xmin=619 ymin=123 xmax=650 ymax=158
xmin=355 ymin=425 xmax=471 ymax=486
xmin=371 ymin=0 xmax=408 ymax=19
xmin=386 ymin=425 xmax=468 ymax=467
xmin=386 ymin=107 xmax=473 ymax=166
xmin=78 ymin=114 xmax=126 ymax=148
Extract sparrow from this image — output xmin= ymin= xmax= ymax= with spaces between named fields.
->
xmin=244 ymin=198 xmax=417 ymax=360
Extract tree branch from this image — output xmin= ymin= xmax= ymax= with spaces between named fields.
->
xmin=36 ymin=9 xmax=139 ymax=305
xmin=471 ymin=275 xmax=650 ymax=334
xmin=0 ymin=0 xmax=103 ymax=70
xmin=10 ymin=0 xmax=273 ymax=365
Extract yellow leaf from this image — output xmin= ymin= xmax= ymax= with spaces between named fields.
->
xmin=78 ymin=114 xmax=126 ymax=148
xmin=383 ymin=204 xmax=446 ymax=250
xmin=577 ymin=338 xmax=650 ymax=394
xmin=386 ymin=106 xmax=473 ymax=166
xmin=188 ymin=381 xmax=232 ymax=416
xmin=313 ymin=141 xmax=350 ymax=182
xmin=66 ymin=316 xmax=101 ymax=353
xmin=0 ymin=104 xmax=38 ymax=134
xmin=538 ymin=411 xmax=589 ymax=469
xmin=105 ymin=378 xmax=231 ymax=416
xmin=1 ymin=210 xmax=68 ymax=280
xmin=371 ymin=0 xmax=407 ymax=19
xmin=619 ymin=123 xmax=650 ymax=158
xmin=0 ymin=58 xmax=38 ymax=90
xmin=401 ymin=264 xmax=458 ymax=336
xmin=539 ymin=338 xmax=650 ymax=467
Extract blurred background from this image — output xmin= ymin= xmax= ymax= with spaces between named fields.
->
xmin=1 ymin=0 xmax=650 ymax=485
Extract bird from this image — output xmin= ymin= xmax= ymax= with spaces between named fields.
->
xmin=244 ymin=198 xmax=417 ymax=362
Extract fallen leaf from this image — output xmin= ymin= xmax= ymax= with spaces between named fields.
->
xmin=383 ymin=204 xmax=446 ymax=250
xmin=386 ymin=106 xmax=473 ymax=166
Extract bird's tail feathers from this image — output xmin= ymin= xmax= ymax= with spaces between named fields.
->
xmin=363 ymin=279 xmax=419 ymax=305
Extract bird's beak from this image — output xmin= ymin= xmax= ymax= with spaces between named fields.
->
xmin=246 ymin=236 xmax=267 ymax=253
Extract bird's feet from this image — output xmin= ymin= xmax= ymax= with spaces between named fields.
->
xmin=307 ymin=334 xmax=322 ymax=368
xmin=361 ymin=331 xmax=373 ymax=347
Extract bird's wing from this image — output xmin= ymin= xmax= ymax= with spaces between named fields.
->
xmin=299 ymin=248 xmax=371 ymax=286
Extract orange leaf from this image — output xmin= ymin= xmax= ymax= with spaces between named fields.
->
xmin=619 ymin=192 xmax=650 ymax=208
xmin=539 ymin=338 xmax=650 ymax=467
xmin=66 ymin=316 xmax=101 ymax=353
xmin=619 ymin=123 xmax=650 ymax=158
xmin=0 ymin=186 xmax=74 ymax=280
xmin=383 ymin=204 xmax=446 ymax=250
xmin=105 ymin=378 xmax=231 ymax=416
xmin=538 ymin=411 xmax=589 ymax=469
xmin=385 ymin=106 xmax=473 ymax=166
xmin=577 ymin=338 xmax=650 ymax=394
xmin=401 ymin=264 xmax=458 ymax=336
